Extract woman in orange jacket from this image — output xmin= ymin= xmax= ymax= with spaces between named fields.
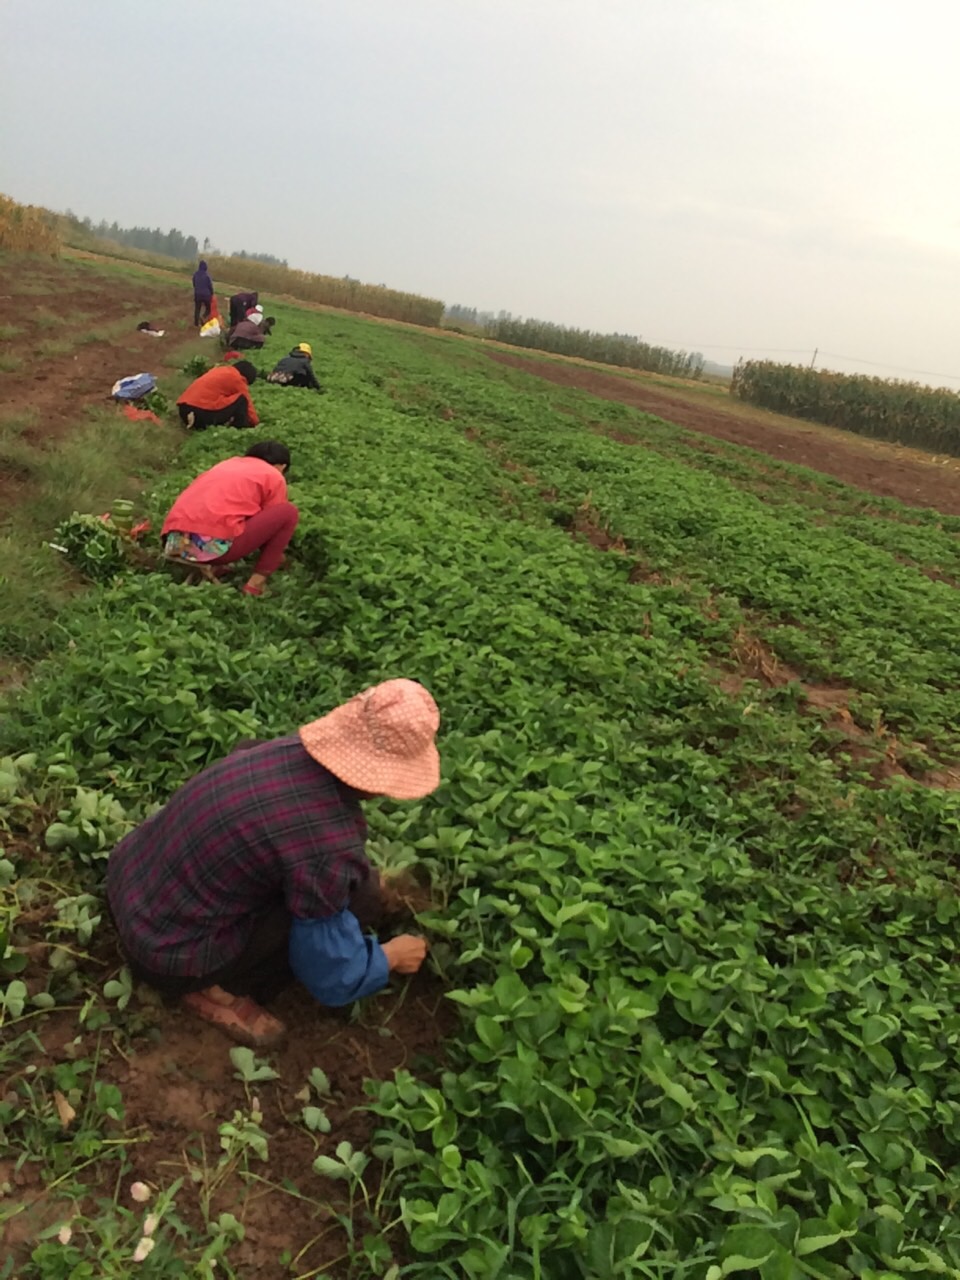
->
xmin=177 ymin=360 xmax=260 ymax=430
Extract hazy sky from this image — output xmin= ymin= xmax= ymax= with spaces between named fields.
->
xmin=3 ymin=1 xmax=960 ymax=381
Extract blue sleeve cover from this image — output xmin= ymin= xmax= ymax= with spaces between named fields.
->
xmin=289 ymin=909 xmax=389 ymax=1007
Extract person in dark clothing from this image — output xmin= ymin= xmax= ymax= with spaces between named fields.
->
xmin=229 ymin=291 xmax=258 ymax=328
xmin=266 ymin=343 xmax=322 ymax=391
xmin=192 ymin=260 xmax=214 ymax=327
xmin=227 ymin=317 xmax=268 ymax=350
xmin=177 ymin=361 xmax=260 ymax=429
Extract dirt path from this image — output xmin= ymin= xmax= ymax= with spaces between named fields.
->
xmin=487 ymin=351 xmax=960 ymax=517
xmin=0 ymin=256 xmax=190 ymax=444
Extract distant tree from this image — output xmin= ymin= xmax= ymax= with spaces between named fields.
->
xmin=482 ymin=312 xmax=704 ymax=378
xmin=62 ymin=209 xmax=203 ymax=260
xmin=233 ymin=248 xmax=288 ymax=267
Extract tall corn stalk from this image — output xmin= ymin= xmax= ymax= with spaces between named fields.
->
xmin=731 ymin=359 xmax=960 ymax=456
xmin=0 ymin=194 xmax=60 ymax=256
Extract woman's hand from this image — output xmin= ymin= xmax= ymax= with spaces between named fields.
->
xmin=382 ymin=934 xmax=428 ymax=974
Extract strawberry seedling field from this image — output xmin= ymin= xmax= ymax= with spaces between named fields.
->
xmin=2 ymin=300 xmax=960 ymax=1278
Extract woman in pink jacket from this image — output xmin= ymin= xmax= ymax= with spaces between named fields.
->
xmin=162 ymin=441 xmax=299 ymax=597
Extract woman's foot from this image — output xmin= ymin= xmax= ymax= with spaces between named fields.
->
xmin=242 ymin=572 xmax=268 ymax=597
xmin=182 ymin=985 xmax=286 ymax=1048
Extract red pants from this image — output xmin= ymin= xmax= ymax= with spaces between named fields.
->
xmin=211 ymin=502 xmax=299 ymax=576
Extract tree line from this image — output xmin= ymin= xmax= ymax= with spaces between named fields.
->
xmin=446 ymin=303 xmax=704 ymax=379
xmin=64 ymin=212 xmax=199 ymax=260
xmin=62 ymin=211 xmax=284 ymax=266
xmin=233 ymin=248 xmax=288 ymax=267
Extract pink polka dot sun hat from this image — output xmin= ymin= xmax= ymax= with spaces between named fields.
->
xmin=299 ymin=679 xmax=441 ymax=800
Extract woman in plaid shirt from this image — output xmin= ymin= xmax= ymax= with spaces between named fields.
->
xmin=106 ymin=680 xmax=440 ymax=1047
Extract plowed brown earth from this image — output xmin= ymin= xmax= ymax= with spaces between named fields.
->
xmin=0 ymin=255 xmax=189 ymax=445
xmin=486 ymin=351 xmax=960 ymax=517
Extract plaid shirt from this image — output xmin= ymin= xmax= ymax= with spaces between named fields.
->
xmin=105 ymin=736 xmax=370 ymax=977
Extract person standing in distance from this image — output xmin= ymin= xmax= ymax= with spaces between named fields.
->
xmin=192 ymin=259 xmax=214 ymax=327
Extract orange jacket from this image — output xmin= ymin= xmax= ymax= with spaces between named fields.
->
xmin=177 ymin=365 xmax=259 ymax=426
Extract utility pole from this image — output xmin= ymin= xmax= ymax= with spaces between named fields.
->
xmin=810 ymin=347 xmax=818 ymax=369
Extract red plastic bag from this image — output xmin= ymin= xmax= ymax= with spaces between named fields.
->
xmin=122 ymin=404 xmax=161 ymax=424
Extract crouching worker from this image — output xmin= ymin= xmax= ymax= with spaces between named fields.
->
xmin=105 ymin=680 xmax=440 ymax=1047
xmin=226 ymin=315 xmax=266 ymax=351
xmin=227 ymin=315 xmax=276 ymax=351
xmin=267 ymin=342 xmax=322 ymax=391
xmin=177 ymin=360 xmax=259 ymax=430
xmin=162 ymin=440 xmax=298 ymax=597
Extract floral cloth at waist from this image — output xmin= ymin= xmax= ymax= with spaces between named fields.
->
xmin=163 ymin=531 xmax=233 ymax=563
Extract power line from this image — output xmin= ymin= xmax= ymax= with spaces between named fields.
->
xmin=660 ymin=342 xmax=814 ymax=352
xmin=817 ymin=352 xmax=960 ymax=383
xmin=659 ymin=340 xmax=960 ymax=384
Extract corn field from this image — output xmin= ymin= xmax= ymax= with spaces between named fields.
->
xmin=0 ymin=194 xmax=60 ymax=256
xmin=731 ymin=359 xmax=960 ymax=455
xmin=206 ymin=256 xmax=444 ymax=328
xmin=486 ymin=315 xmax=703 ymax=378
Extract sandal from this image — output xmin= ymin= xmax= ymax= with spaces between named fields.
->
xmin=182 ymin=985 xmax=286 ymax=1048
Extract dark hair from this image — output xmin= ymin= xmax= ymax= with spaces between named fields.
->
xmin=245 ymin=440 xmax=291 ymax=469
xmin=234 ymin=360 xmax=258 ymax=384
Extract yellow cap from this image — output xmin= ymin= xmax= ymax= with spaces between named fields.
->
xmin=296 ymin=343 xmax=313 ymax=357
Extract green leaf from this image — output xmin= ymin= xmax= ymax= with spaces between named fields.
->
xmin=862 ymin=1014 xmax=898 ymax=1046
xmin=308 ymin=1067 xmax=331 ymax=1096
xmin=2 ymin=979 xmax=27 ymax=1017
xmin=475 ymin=1014 xmax=504 ymax=1051
xmin=230 ymin=1046 xmax=279 ymax=1083
xmin=718 ymin=1254 xmax=776 ymax=1276
xmin=603 ymin=1136 xmax=643 ymax=1158
xmin=302 ymin=1106 xmax=331 ymax=1134
xmin=796 ymin=1219 xmax=857 ymax=1255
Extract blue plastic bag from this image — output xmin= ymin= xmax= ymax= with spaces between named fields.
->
xmin=111 ymin=372 xmax=156 ymax=401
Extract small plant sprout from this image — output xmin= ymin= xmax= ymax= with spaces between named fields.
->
xmin=312 ymin=1139 xmax=370 ymax=1184
xmin=229 ymin=1046 xmax=279 ymax=1085
xmin=296 ymin=1065 xmax=333 ymax=1135
xmin=103 ymin=965 xmax=134 ymax=1011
